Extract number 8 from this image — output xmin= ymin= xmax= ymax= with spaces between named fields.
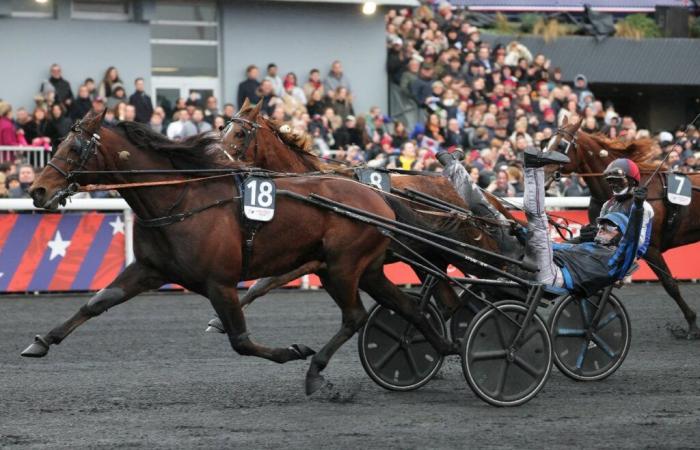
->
xmin=258 ymin=181 xmax=273 ymax=207
xmin=369 ymin=172 xmax=383 ymax=189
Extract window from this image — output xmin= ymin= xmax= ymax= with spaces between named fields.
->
xmin=150 ymin=1 xmax=218 ymax=77
xmin=11 ymin=0 xmax=54 ymax=18
xmin=72 ymin=0 xmax=130 ymax=20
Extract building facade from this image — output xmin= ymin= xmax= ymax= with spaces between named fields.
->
xmin=1 ymin=0 xmax=415 ymax=115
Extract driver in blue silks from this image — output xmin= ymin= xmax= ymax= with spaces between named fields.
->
xmin=437 ymin=149 xmax=647 ymax=296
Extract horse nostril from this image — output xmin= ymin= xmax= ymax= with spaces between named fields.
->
xmin=31 ymin=187 xmax=46 ymax=203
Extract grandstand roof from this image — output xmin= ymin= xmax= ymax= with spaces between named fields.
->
xmin=452 ymin=0 xmax=690 ymax=13
xmin=482 ymin=34 xmax=700 ymax=86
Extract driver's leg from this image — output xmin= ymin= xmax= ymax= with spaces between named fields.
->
xmin=523 ymin=166 xmax=564 ymax=286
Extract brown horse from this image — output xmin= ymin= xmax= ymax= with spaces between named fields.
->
xmin=549 ymin=117 xmax=700 ymax=338
xmin=212 ymin=100 xmax=525 ymax=320
xmin=24 ymin=110 xmax=461 ymax=394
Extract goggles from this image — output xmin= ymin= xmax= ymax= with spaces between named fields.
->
xmin=597 ymin=223 xmax=619 ymax=233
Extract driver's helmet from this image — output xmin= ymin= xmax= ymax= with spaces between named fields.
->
xmin=596 ymin=212 xmax=628 ymax=235
xmin=603 ymin=158 xmax=640 ymax=197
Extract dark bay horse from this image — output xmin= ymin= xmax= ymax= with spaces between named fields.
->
xmin=24 ymin=110 xmax=461 ymax=394
xmin=214 ymin=100 xmax=524 ymax=317
xmin=549 ymin=117 xmax=700 ymax=338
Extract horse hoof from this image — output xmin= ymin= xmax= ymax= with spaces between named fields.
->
xmin=205 ymin=317 xmax=225 ymax=334
xmin=289 ymin=344 xmax=316 ymax=360
xmin=21 ymin=335 xmax=50 ymax=358
xmin=305 ymin=373 xmax=326 ymax=396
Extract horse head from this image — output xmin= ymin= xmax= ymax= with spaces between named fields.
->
xmin=30 ymin=109 xmax=107 ymax=210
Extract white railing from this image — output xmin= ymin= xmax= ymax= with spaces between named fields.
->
xmin=0 ymin=196 xmax=591 ymax=269
xmin=0 ymin=146 xmax=50 ymax=167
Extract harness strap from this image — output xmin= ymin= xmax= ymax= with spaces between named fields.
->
xmin=135 ymin=197 xmax=237 ymax=227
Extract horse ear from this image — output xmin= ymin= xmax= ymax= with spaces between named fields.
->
xmin=83 ymin=108 xmax=106 ymax=132
xmin=241 ymin=98 xmax=250 ymax=111
xmin=251 ymin=99 xmax=263 ymax=117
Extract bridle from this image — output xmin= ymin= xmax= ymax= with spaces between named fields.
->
xmin=550 ymin=125 xmax=578 ymax=156
xmin=44 ymin=120 xmax=102 ymax=204
xmin=223 ymin=115 xmax=261 ymax=161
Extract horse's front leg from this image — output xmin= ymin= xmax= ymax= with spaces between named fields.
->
xmin=21 ymin=261 xmax=165 ymax=357
xmin=205 ymin=261 xmax=326 ymax=333
xmin=206 ymin=281 xmax=316 ymax=364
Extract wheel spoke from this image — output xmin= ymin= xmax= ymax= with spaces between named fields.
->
xmin=591 ymin=333 xmax=617 ymax=359
xmin=372 ymin=320 xmax=402 ymax=342
xmin=555 ymin=327 xmax=586 ymax=337
xmin=374 ymin=342 xmax=401 ymax=369
xmin=492 ymin=312 xmax=509 ymax=348
xmin=404 ymin=347 xmax=420 ymax=376
xmin=514 ymin=354 xmax=542 ymax=378
xmin=493 ymin=360 xmax=510 ymax=398
xmin=595 ymin=312 xmax=620 ymax=331
xmin=471 ymin=349 xmax=507 ymax=361
xmin=579 ymin=299 xmax=592 ymax=327
xmin=575 ymin=339 xmax=589 ymax=369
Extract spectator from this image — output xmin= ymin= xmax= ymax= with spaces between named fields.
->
xmin=213 ymin=115 xmax=226 ymax=132
xmin=166 ymin=109 xmax=197 ymax=141
xmin=410 ymin=63 xmax=436 ymax=105
xmin=264 ymin=63 xmax=284 ymax=97
xmin=488 ymin=169 xmax=515 ymax=198
xmin=98 ymin=66 xmax=124 ymax=99
xmin=400 ymin=58 xmax=420 ymax=93
xmin=123 ymin=104 xmax=136 ymax=122
xmin=257 ymin=79 xmax=280 ymax=116
xmin=107 ymin=86 xmax=128 ymax=111
xmin=324 ymin=60 xmax=352 ymax=94
xmin=302 ymin=69 xmax=324 ymax=102
xmin=45 ymin=64 xmax=74 ymax=107
xmin=332 ymin=87 xmax=354 ymax=120
xmin=0 ymin=102 xmax=20 ymax=147
xmin=149 ymin=112 xmax=165 ymax=135
xmin=91 ymin=96 xmax=106 ymax=116
xmin=84 ymin=78 xmax=97 ymax=99
xmin=391 ymin=120 xmax=409 ymax=148
xmin=222 ymin=103 xmax=236 ymax=122
xmin=333 ymin=115 xmax=363 ymax=150
xmin=9 ymin=164 xmax=35 ymax=198
xmin=191 ymin=109 xmax=212 ymax=133
xmin=203 ymin=96 xmax=220 ymax=125
xmin=6 ymin=175 xmax=21 ymax=198
xmin=70 ymin=85 xmax=93 ymax=121
xmin=129 ymin=78 xmax=154 ymax=124
xmin=307 ymin=89 xmax=328 ymax=117
xmin=45 ymin=103 xmax=72 ymax=149
xmin=398 ymin=141 xmax=417 ymax=170
xmin=237 ymin=65 xmax=261 ymax=108
xmin=24 ymin=107 xmax=49 ymax=144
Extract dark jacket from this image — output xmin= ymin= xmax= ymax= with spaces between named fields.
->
xmin=553 ymin=200 xmax=643 ymax=296
xmin=45 ymin=114 xmax=73 ymax=148
xmin=22 ymin=120 xmax=48 ymax=142
xmin=410 ymin=76 xmax=433 ymax=105
xmin=70 ymin=97 xmax=92 ymax=121
xmin=50 ymin=76 xmax=73 ymax=105
xmin=129 ymin=91 xmax=154 ymax=123
xmin=237 ymin=79 xmax=260 ymax=108
xmin=333 ymin=126 xmax=363 ymax=150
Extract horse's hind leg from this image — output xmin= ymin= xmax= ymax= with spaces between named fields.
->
xmin=205 ymin=261 xmax=326 ymax=333
xmin=21 ymin=261 xmax=164 ymax=357
xmin=645 ymin=248 xmax=699 ymax=338
xmin=206 ymin=281 xmax=316 ymax=364
xmin=360 ymin=265 xmax=459 ymax=356
xmin=305 ymin=271 xmax=368 ymax=395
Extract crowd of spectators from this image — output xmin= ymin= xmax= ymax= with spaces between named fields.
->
xmin=2 ymin=2 xmax=700 ymax=200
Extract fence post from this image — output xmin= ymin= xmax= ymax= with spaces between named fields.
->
xmin=124 ymin=208 xmax=135 ymax=265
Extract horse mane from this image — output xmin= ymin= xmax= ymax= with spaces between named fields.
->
xmin=585 ymin=133 xmax=661 ymax=171
xmin=112 ymin=121 xmax=237 ymax=170
xmin=237 ymin=103 xmax=338 ymax=172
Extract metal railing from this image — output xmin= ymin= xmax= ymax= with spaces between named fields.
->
xmin=0 ymin=146 xmax=50 ymax=167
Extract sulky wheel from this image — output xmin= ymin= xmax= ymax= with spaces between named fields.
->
xmin=358 ymin=300 xmax=446 ymax=391
xmin=461 ymin=301 xmax=552 ymax=407
xmin=549 ymin=293 xmax=631 ymax=381
xmin=449 ymin=290 xmax=487 ymax=342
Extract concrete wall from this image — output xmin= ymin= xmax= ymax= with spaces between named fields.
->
xmin=0 ymin=6 xmax=150 ymax=110
xmin=221 ymin=0 xmax=388 ymax=114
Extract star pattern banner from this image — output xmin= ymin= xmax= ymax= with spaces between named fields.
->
xmin=0 ymin=213 xmax=125 ymax=292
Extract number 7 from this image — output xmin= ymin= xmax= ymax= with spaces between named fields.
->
xmin=675 ymin=175 xmax=685 ymax=194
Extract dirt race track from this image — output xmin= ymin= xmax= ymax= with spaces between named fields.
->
xmin=2 ymin=284 xmax=700 ymax=449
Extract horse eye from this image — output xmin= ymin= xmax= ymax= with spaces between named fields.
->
xmin=236 ymin=131 xmax=245 ymax=138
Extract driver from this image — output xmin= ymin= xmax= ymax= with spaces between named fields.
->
xmin=587 ymin=158 xmax=654 ymax=256
xmin=438 ymin=149 xmax=648 ymax=295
